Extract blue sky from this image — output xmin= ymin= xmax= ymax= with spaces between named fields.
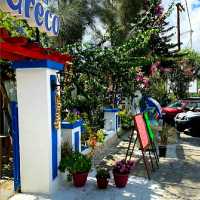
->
xmin=162 ymin=0 xmax=200 ymax=51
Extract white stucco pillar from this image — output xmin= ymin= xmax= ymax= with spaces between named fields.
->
xmin=104 ymin=108 xmax=119 ymax=134
xmin=13 ymin=60 xmax=63 ymax=194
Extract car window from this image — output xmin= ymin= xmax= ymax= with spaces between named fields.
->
xmin=197 ymin=103 xmax=200 ymax=108
xmin=168 ymin=101 xmax=182 ymax=108
xmin=186 ymin=102 xmax=196 ymax=109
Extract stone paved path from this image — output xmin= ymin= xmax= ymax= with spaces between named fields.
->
xmin=152 ymin=134 xmax=200 ymax=200
xmin=10 ymin=132 xmax=200 ymax=200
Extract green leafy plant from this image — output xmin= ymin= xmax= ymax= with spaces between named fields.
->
xmin=118 ymin=110 xmax=132 ymax=129
xmin=96 ymin=168 xmax=110 ymax=179
xmin=59 ymin=151 xmax=92 ymax=174
xmin=96 ymin=129 xmax=106 ymax=143
xmin=159 ymin=122 xmax=169 ymax=145
xmin=64 ymin=111 xmax=80 ymax=124
xmin=61 ymin=142 xmax=72 ymax=158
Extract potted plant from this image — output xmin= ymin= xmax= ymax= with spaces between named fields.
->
xmin=95 ymin=168 xmax=110 ymax=189
xmin=113 ymin=159 xmax=135 ymax=188
xmin=59 ymin=151 xmax=92 ymax=187
xmin=158 ymin=122 xmax=169 ymax=157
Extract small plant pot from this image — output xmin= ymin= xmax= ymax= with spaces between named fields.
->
xmin=96 ymin=178 xmax=109 ymax=189
xmin=72 ymin=172 xmax=89 ymax=187
xmin=113 ymin=172 xmax=129 ymax=188
xmin=159 ymin=145 xmax=167 ymax=157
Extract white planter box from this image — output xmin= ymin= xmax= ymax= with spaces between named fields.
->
xmin=61 ymin=120 xmax=82 ymax=152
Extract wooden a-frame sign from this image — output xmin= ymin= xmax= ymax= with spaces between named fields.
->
xmin=133 ymin=114 xmax=152 ymax=179
xmin=134 ymin=114 xmax=150 ymax=151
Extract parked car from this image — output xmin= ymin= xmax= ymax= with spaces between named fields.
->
xmin=162 ymin=97 xmax=200 ymax=125
xmin=175 ymin=110 xmax=200 ymax=137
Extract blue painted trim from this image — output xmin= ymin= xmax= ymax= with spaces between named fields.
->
xmin=50 ymin=75 xmax=58 ymax=180
xmin=104 ymin=108 xmax=119 ymax=113
xmin=12 ymin=59 xmax=63 ymax=71
xmin=11 ymin=101 xmax=21 ymax=191
xmin=61 ymin=120 xmax=82 ymax=129
xmin=116 ymin=115 xmax=118 ymax=131
xmin=74 ymin=131 xmax=80 ymax=152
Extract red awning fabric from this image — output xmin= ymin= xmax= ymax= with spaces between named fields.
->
xmin=0 ymin=28 xmax=72 ymax=64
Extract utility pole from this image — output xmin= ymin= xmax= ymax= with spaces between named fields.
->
xmin=176 ymin=3 xmax=185 ymax=51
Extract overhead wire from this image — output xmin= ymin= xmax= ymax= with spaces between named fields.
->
xmin=184 ymin=0 xmax=193 ymax=48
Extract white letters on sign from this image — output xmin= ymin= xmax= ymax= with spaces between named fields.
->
xmin=0 ymin=0 xmax=60 ymax=36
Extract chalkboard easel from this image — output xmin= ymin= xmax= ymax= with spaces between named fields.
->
xmin=125 ymin=113 xmax=158 ymax=179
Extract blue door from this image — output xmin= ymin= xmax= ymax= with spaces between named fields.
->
xmin=11 ymin=101 xmax=21 ymax=191
xmin=50 ymin=75 xmax=58 ymax=180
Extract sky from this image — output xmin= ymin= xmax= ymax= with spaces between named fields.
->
xmin=162 ymin=0 xmax=200 ymax=52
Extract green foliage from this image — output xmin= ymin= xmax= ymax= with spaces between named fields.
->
xmin=96 ymin=129 xmax=106 ymax=143
xmin=96 ymin=168 xmax=110 ymax=179
xmin=53 ymin=0 xmax=94 ymax=46
xmin=61 ymin=142 xmax=72 ymax=159
xmin=59 ymin=27 xmax=155 ymax=130
xmin=167 ymin=49 xmax=200 ymax=99
xmin=59 ymin=151 xmax=92 ymax=173
xmin=180 ymin=49 xmax=200 ymax=77
xmin=92 ymin=0 xmax=144 ymax=46
xmin=118 ymin=110 xmax=132 ymax=129
xmin=169 ymin=66 xmax=191 ymax=99
xmin=160 ymin=122 xmax=169 ymax=145
xmin=145 ymin=70 xmax=170 ymax=106
xmin=0 ymin=11 xmax=34 ymax=39
xmin=64 ymin=112 xmax=80 ymax=123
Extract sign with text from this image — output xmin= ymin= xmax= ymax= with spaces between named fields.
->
xmin=134 ymin=114 xmax=150 ymax=150
xmin=0 ymin=0 xmax=60 ymax=36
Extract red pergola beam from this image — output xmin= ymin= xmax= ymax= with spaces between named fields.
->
xmin=1 ymin=42 xmax=48 ymax=60
xmin=0 ymin=50 xmax=26 ymax=61
xmin=0 ymin=28 xmax=10 ymax=39
xmin=0 ymin=28 xmax=72 ymax=64
xmin=3 ymin=37 xmax=28 ymax=46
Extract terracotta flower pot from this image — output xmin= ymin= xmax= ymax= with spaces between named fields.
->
xmin=113 ymin=172 xmax=129 ymax=188
xmin=96 ymin=178 xmax=109 ymax=189
xmin=72 ymin=172 xmax=89 ymax=187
